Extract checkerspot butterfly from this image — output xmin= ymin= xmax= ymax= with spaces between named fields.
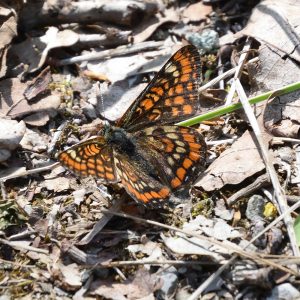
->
xmin=58 ymin=45 xmax=207 ymax=205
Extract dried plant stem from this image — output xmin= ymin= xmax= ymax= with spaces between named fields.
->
xmin=236 ymin=78 xmax=299 ymax=256
xmin=93 ymin=259 xmax=224 ymax=268
xmin=188 ymin=38 xmax=300 ymax=300
xmin=0 ymin=238 xmax=49 ymax=254
xmin=0 ymin=162 xmax=59 ymax=182
xmin=101 ymin=209 xmax=297 ymax=276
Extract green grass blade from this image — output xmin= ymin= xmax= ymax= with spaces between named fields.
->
xmin=177 ymin=81 xmax=300 ymax=127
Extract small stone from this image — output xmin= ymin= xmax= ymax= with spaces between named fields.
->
xmin=0 ymin=119 xmax=26 ymax=150
xmin=157 ymin=266 xmax=178 ymax=297
xmin=0 ymin=148 xmax=11 ymax=162
xmin=246 ymin=195 xmax=266 ymax=221
xmin=186 ymin=29 xmax=219 ymax=53
xmin=266 ymin=283 xmax=300 ymax=300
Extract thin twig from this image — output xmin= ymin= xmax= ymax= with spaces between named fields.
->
xmin=93 ymin=259 xmax=225 ymax=268
xmin=76 ymin=196 xmax=126 ymax=245
xmin=56 ymin=41 xmax=165 ymax=66
xmin=235 ymin=78 xmax=299 ymax=256
xmin=227 ymin=173 xmax=270 ymax=206
xmin=0 ymin=238 xmax=49 ymax=254
xmin=0 ymin=162 xmax=59 ymax=182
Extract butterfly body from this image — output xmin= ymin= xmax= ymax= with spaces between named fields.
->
xmin=58 ymin=45 xmax=207 ymax=205
xmin=103 ymin=125 xmax=136 ymax=154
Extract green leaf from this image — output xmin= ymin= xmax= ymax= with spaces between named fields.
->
xmin=293 ymin=215 xmax=300 ymax=247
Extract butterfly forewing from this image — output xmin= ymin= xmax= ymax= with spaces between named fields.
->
xmin=117 ymin=45 xmax=202 ymax=131
xmin=58 ymin=137 xmax=117 ymax=182
xmin=134 ymin=125 xmax=206 ymax=190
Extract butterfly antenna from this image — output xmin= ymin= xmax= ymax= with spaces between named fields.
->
xmin=98 ymin=82 xmax=106 ymax=119
xmin=97 ymin=82 xmax=112 ymax=122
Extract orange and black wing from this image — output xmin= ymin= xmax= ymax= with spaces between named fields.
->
xmin=114 ymin=154 xmax=171 ymax=205
xmin=57 ymin=137 xmax=117 ymax=182
xmin=117 ymin=45 xmax=201 ymax=132
xmin=134 ymin=125 xmax=206 ymax=191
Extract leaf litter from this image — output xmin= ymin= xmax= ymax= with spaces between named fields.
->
xmin=0 ymin=0 xmax=300 ymax=299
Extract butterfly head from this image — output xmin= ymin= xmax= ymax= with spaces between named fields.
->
xmin=98 ymin=120 xmax=111 ymax=138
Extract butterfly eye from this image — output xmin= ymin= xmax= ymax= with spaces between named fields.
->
xmin=98 ymin=122 xmax=110 ymax=137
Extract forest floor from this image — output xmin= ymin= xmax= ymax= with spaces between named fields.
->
xmin=0 ymin=0 xmax=300 ymax=299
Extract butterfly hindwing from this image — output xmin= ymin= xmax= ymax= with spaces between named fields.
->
xmin=114 ymin=154 xmax=171 ymax=205
xmin=58 ymin=137 xmax=117 ymax=182
xmin=134 ymin=125 xmax=206 ymax=190
xmin=117 ymin=45 xmax=202 ymax=131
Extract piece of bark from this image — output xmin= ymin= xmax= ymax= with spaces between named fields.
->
xmin=20 ymin=0 xmax=159 ymax=30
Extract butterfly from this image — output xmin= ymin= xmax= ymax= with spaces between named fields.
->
xmin=58 ymin=45 xmax=207 ymax=205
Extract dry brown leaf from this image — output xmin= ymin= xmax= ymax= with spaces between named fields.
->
xmin=91 ymin=268 xmax=161 ymax=300
xmin=133 ymin=9 xmax=179 ymax=43
xmin=182 ymin=2 xmax=212 ymax=22
xmin=9 ymin=27 xmax=79 ymax=73
xmin=247 ymin=45 xmax=300 ymax=138
xmin=54 ymin=262 xmax=82 ymax=291
xmin=195 ymin=131 xmax=266 ymax=191
xmin=161 ymin=234 xmax=227 ymax=261
xmin=235 ymin=0 xmax=300 ymax=62
xmin=0 ymin=77 xmax=60 ymax=124
xmin=0 ymin=6 xmax=18 ymax=78
xmin=43 ymin=167 xmax=71 ymax=192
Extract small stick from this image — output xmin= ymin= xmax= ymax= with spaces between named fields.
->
xmin=92 ymin=259 xmax=225 ymax=268
xmin=227 ymin=173 xmax=270 ymax=205
xmin=56 ymin=40 xmax=165 ymax=66
xmin=0 ymin=162 xmax=59 ymax=182
xmin=0 ymin=238 xmax=49 ymax=254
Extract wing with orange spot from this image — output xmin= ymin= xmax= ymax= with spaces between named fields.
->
xmin=114 ymin=154 xmax=171 ymax=205
xmin=117 ymin=45 xmax=202 ymax=132
xmin=134 ymin=125 xmax=206 ymax=191
xmin=57 ymin=137 xmax=117 ymax=182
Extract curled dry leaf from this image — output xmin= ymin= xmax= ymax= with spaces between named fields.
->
xmin=133 ymin=8 xmax=179 ymax=43
xmin=43 ymin=167 xmax=71 ymax=192
xmin=53 ymin=262 xmax=82 ymax=291
xmin=0 ymin=77 xmax=60 ymax=125
xmin=9 ymin=27 xmax=79 ymax=74
xmin=248 ymin=45 xmax=300 ymax=138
